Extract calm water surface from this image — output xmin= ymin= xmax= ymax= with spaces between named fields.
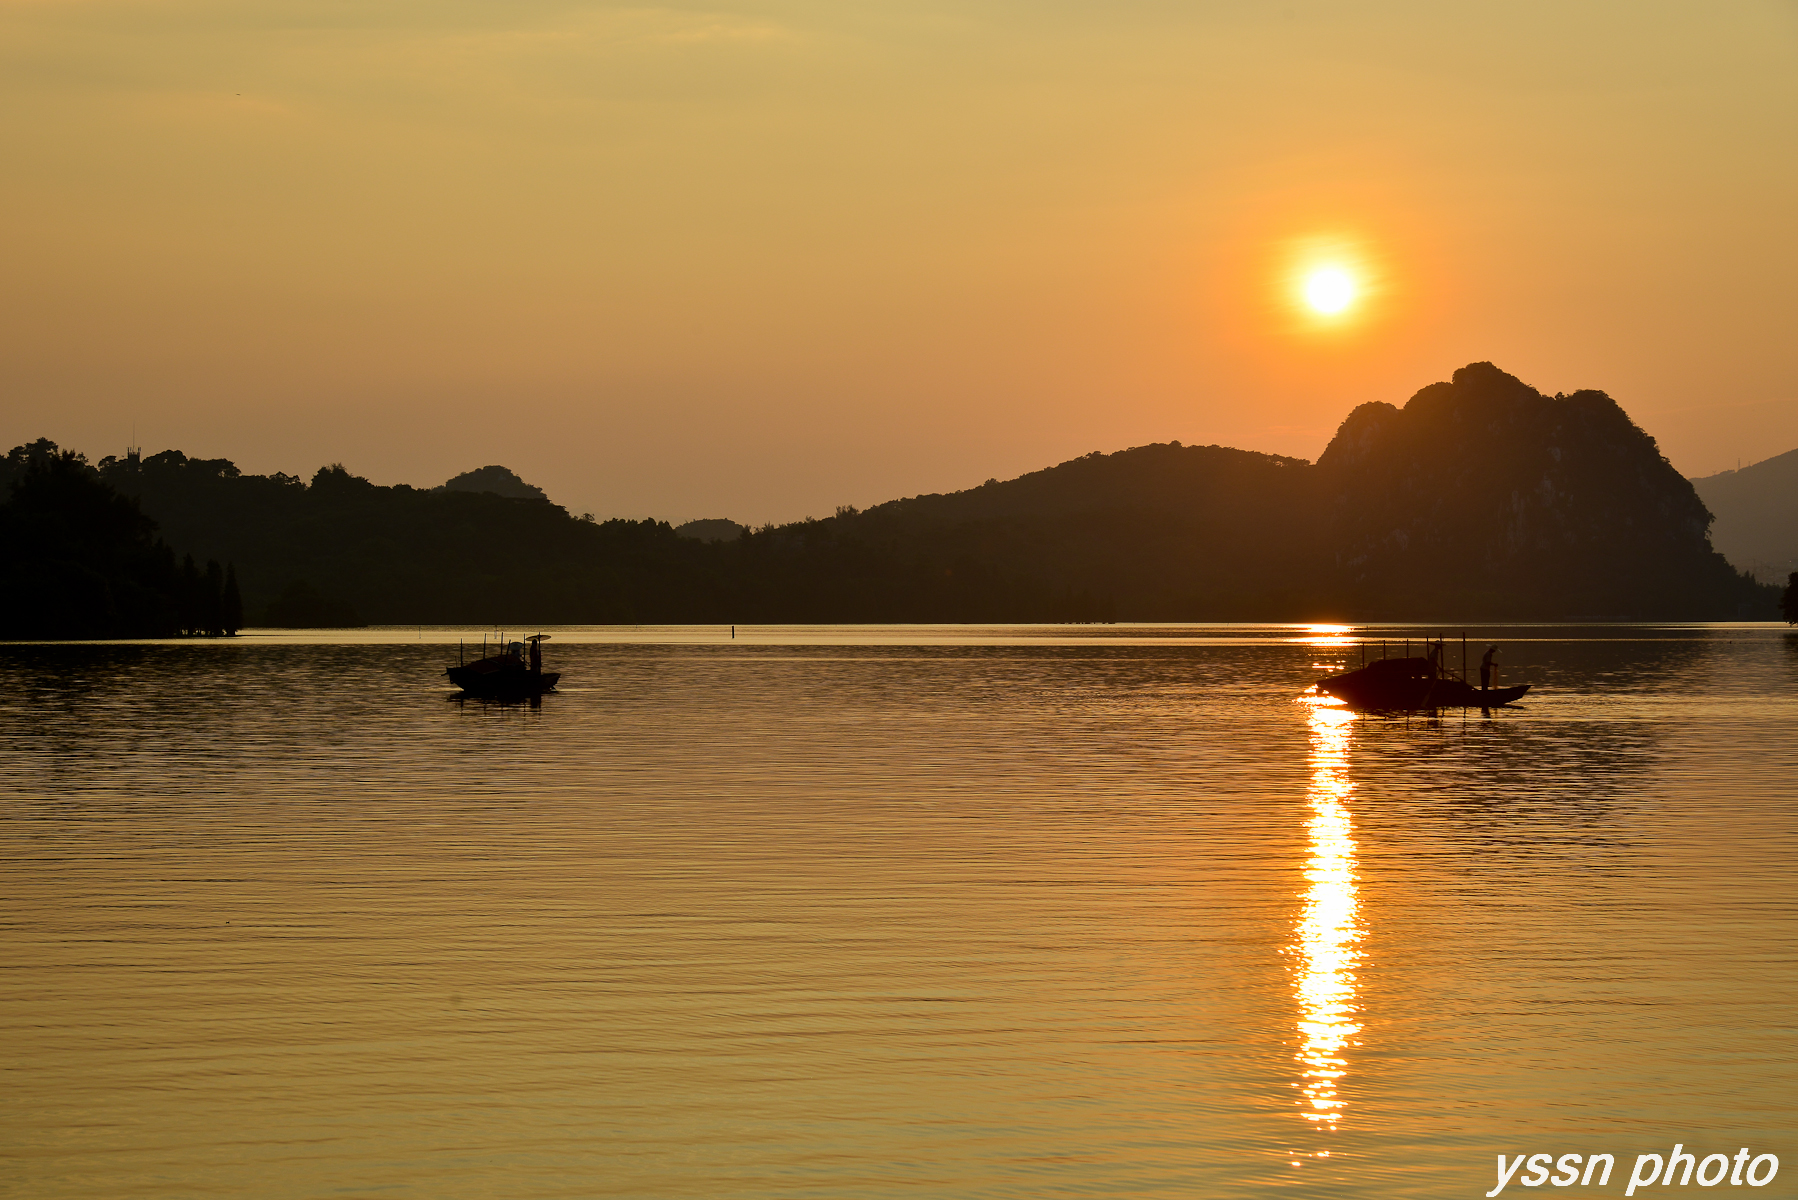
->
xmin=3 ymin=625 xmax=1795 ymax=1199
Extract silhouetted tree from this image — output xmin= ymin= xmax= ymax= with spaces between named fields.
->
xmin=203 ymin=559 xmax=225 ymax=635
xmin=0 ymin=437 xmax=67 ymax=496
xmin=1783 ymin=572 xmax=1797 ymax=624
xmin=0 ymin=443 xmax=181 ymax=637
xmin=222 ymin=563 xmax=243 ymax=635
xmin=178 ymin=554 xmax=203 ymax=635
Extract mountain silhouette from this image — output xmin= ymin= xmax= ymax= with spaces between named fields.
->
xmin=763 ymin=363 xmax=1763 ymax=620
xmin=675 ymin=519 xmax=749 ymax=543
xmin=435 ymin=465 xmax=548 ymax=502
xmin=1314 ymin=362 xmax=1754 ymax=618
xmin=4 ymin=362 xmax=1776 ymax=631
xmin=756 ymin=442 xmax=1316 ymax=620
xmin=1690 ymin=447 xmax=1798 ymax=585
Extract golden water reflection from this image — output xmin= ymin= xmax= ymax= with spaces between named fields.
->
xmin=1293 ymin=700 xmax=1364 ymax=1126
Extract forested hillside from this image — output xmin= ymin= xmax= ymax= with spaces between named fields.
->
xmin=89 ymin=452 xmax=726 ymax=624
xmin=736 ymin=443 xmax=1320 ymax=621
xmin=0 ymin=445 xmax=240 ymax=637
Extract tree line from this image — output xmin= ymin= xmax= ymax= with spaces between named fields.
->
xmin=1 ymin=364 xmax=1783 ymax=635
xmin=0 ymin=441 xmax=243 ymax=638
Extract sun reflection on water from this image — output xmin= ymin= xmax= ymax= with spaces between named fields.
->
xmin=1292 ymin=700 xmax=1363 ymax=1126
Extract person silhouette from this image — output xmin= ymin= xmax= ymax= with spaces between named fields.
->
xmin=1480 ymin=645 xmax=1498 ymax=691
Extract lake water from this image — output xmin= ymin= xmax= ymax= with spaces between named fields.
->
xmin=3 ymin=624 xmax=1795 ymax=1199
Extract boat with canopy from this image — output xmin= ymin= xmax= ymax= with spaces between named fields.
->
xmin=446 ymin=632 xmax=560 ymax=695
xmin=1315 ymin=634 xmax=1529 ymax=711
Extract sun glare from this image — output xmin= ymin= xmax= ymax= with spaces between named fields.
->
xmin=1292 ymin=702 xmax=1363 ymax=1126
xmin=1304 ymin=268 xmax=1355 ymax=315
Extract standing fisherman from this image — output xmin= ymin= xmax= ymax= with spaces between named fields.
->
xmin=1480 ymin=645 xmax=1499 ymax=691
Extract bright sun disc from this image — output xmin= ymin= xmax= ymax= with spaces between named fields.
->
xmin=1304 ymin=268 xmax=1355 ymax=314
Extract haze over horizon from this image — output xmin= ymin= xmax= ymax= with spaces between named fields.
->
xmin=4 ymin=1 xmax=1796 ymax=525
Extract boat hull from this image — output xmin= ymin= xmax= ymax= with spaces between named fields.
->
xmin=1317 ymin=657 xmax=1529 ymax=710
xmin=446 ymin=665 xmax=560 ymax=695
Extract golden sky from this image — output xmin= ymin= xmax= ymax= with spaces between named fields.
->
xmin=3 ymin=0 xmax=1795 ymax=522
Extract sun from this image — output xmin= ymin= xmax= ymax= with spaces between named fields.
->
xmin=1266 ymin=233 xmax=1384 ymax=332
xmin=1303 ymin=268 xmax=1355 ymax=315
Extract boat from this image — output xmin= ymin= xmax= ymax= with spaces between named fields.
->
xmin=446 ymin=633 xmax=560 ymax=695
xmin=1315 ymin=636 xmax=1529 ymax=711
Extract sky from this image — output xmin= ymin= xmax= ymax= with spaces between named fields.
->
xmin=3 ymin=0 xmax=1796 ymax=524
